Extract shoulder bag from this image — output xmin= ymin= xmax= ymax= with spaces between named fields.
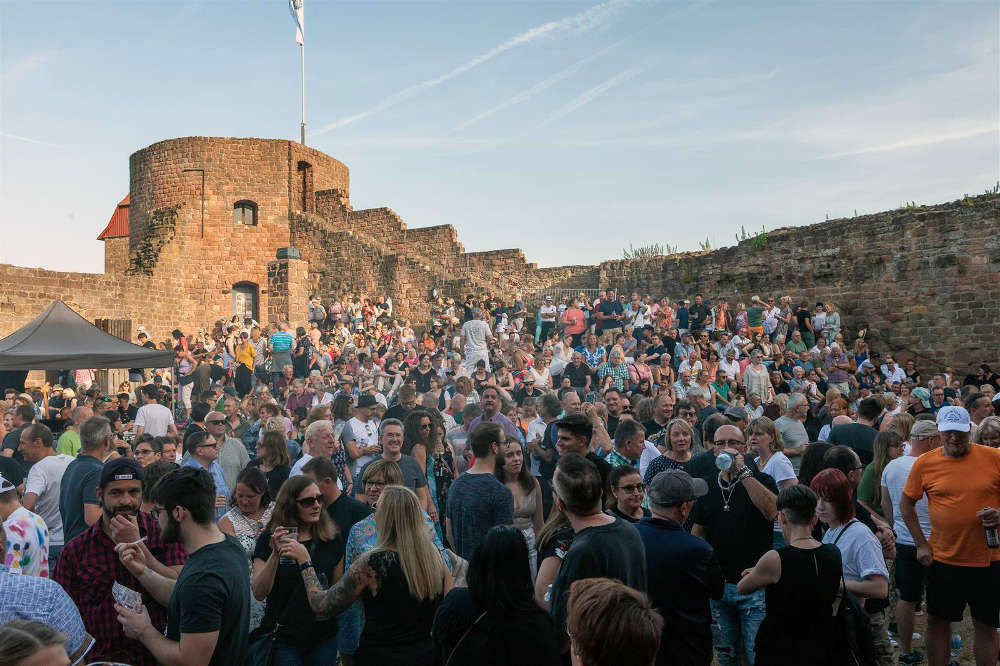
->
xmin=831 ymin=520 xmax=876 ymax=666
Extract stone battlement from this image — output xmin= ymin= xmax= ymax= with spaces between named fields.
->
xmin=0 ymin=136 xmax=996 ymax=372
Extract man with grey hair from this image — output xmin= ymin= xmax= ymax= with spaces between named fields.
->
xmin=880 ymin=419 xmax=940 ymax=664
xmin=60 ymin=415 xmax=115 ymax=544
xmin=290 ymin=419 xmax=337 ymax=477
xmin=201 ymin=410 xmax=249 ymax=493
xmin=460 ymin=308 xmax=495 ymax=373
xmin=636 ymin=469 xmax=724 ymax=666
xmin=774 ymin=392 xmax=809 ymax=470
xmin=56 ymin=406 xmax=93 ymax=458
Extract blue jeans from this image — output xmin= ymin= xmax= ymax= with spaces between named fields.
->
xmin=710 ymin=583 xmax=765 ymax=665
xmin=273 ymin=634 xmax=339 ymax=666
xmin=336 ymin=603 xmax=364 ymax=656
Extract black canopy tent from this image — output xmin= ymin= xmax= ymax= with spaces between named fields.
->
xmin=0 ymin=300 xmax=174 ymax=371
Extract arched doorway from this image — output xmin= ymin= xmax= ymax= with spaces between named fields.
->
xmin=232 ymin=282 xmax=259 ymax=322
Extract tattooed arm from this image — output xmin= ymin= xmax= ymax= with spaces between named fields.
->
xmin=300 ymin=554 xmax=376 ymax=617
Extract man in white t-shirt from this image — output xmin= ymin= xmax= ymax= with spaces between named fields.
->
xmin=347 ymin=395 xmax=381 ymax=477
xmin=19 ymin=424 xmax=74 ymax=562
xmin=880 ymin=420 xmax=938 ymax=664
xmin=460 ymin=309 xmax=495 ymax=373
xmin=537 ymin=296 xmax=558 ymax=342
xmin=133 ymin=385 xmax=177 ymax=438
xmin=290 ymin=420 xmax=336 ymax=477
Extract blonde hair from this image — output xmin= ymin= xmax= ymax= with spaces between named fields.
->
xmin=373 ymin=486 xmax=446 ymax=601
xmin=890 ymin=412 xmax=914 ymax=442
xmin=747 ymin=416 xmax=784 ymax=453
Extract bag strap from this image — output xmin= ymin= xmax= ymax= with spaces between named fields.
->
xmin=832 ymin=519 xmax=858 ymax=546
xmin=445 ymin=612 xmax=488 ymax=666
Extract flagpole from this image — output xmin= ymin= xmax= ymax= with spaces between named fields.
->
xmin=300 ymin=40 xmax=306 ymax=145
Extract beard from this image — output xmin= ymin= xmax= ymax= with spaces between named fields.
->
xmin=103 ymin=504 xmax=140 ymax=522
xmin=160 ymin=515 xmax=182 ymax=543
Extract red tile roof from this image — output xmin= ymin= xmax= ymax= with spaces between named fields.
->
xmin=97 ymin=194 xmax=130 ymax=240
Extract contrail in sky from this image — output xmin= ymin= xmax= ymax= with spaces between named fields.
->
xmin=312 ymin=0 xmax=639 ymax=136
xmin=540 ymin=66 xmax=645 ymax=125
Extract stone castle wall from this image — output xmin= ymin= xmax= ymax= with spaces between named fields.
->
xmin=598 ymin=196 xmax=999 ymax=371
xmin=0 ymin=135 xmax=995 ymax=374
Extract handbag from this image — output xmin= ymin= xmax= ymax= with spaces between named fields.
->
xmin=831 ymin=520 xmax=876 ymax=666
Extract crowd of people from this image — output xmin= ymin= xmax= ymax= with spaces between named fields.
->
xmin=0 ymin=287 xmax=998 ymax=666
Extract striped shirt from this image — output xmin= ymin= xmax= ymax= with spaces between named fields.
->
xmin=269 ymin=331 xmax=294 ymax=351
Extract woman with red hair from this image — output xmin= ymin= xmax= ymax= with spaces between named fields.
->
xmin=810 ymin=469 xmax=889 ymax=603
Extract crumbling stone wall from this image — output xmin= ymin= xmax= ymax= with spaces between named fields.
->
xmin=599 ymin=195 xmax=999 ymax=371
xmin=1 ymin=135 xmax=994 ymax=375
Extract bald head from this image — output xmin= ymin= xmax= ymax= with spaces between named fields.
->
xmin=831 ymin=415 xmax=853 ymax=428
xmin=713 ymin=424 xmax=745 ymax=451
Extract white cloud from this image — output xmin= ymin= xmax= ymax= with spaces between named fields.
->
xmin=1 ymin=49 xmax=61 ymax=87
xmin=818 ymin=124 xmax=998 ymax=159
xmin=312 ymin=0 xmax=639 ymax=136
xmin=539 ymin=66 xmax=644 ymax=125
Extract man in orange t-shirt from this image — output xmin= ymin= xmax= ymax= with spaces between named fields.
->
xmin=901 ymin=406 xmax=1000 ymax=666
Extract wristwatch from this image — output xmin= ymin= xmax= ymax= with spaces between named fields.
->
xmin=299 ymin=560 xmax=314 ymax=572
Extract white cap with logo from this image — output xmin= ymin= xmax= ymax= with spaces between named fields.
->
xmin=936 ymin=406 xmax=971 ymax=433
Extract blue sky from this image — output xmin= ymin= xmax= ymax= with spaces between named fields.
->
xmin=1 ymin=0 xmax=997 ymax=272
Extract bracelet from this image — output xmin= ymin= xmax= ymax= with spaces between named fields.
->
xmin=299 ymin=560 xmax=314 ymax=572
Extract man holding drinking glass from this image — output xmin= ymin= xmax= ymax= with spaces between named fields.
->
xmin=181 ymin=431 xmax=229 ymax=522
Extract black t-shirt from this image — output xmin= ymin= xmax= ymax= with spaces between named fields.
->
xmin=326 ymin=493 xmax=372 ymax=558
xmin=688 ymin=304 xmax=709 ymax=329
xmin=432 ymin=587 xmax=562 ymax=666
xmin=0 ymin=454 xmax=25 ymax=488
xmin=2 ymin=425 xmax=30 ymax=475
xmin=550 ymin=518 xmax=647 ymax=630
xmin=383 ymin=404 xmax=411 ymax=423
xmin=606 ymin=415 xmax=621 ymax=440
xmin=642 ymin=419 xmax=667 ymax=441
xmin=597 ymin=300 xmax=624 ymax=330
xmin=414 ymin=368 xmax=435 ymax=394
xmin=253 ymin=530 xmax=344 ymax=645
xmin=828 ymin=423 xmax=878 ymax=466
xmin=563 ymin=363 xmax=591 ymax=389
xmin=795 ymin=309 xmax=811 ymax=333
xmin=586 ymin=452 xmax=612 ymax=504
xmin=691 ymin=470 xmax=779 ymax=583
xmin=512 ymin=387 xmax=544 ymax=406
xmin=167 ymin=536 xmax=250 ymax=665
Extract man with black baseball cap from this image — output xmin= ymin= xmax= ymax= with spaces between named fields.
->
xmin=54 ymin=457 xmax=187 ymax=666
xmin=636 ymin=469 xmax=724 ymax=666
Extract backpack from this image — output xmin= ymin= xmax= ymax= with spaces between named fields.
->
xmin=831 ymin=521 xmax=877 ymax=666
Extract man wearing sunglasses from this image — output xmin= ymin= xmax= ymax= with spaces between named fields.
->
xmin=690 ymin=425 xmax=777 ymax=666
xmin=201 ymin=411 xmax=248 ymax=495
xmin=180 ymin=432 xmax=229 ymax=522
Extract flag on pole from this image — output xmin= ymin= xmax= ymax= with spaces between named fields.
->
xmin=289 ymin=0 xmax=304 ymax=45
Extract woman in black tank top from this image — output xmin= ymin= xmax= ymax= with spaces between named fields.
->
xmin=737 ymin=485 xmax=843 ymax=664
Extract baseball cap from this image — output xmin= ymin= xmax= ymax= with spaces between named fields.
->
xmin=911 ymin=387 xmax=931 ymax=408
xmin=545 ymin=295 xmax=553 ymax=301
xmin=910 ymin=420 xmax=939 ymax=440
xmin=100 ymin=457 xmax=145 ymax=488
xmin=357 ymin=394 xmax=378 ymax=408
xmin=937 ymin=406 xmax=971 ymax=433
xmin=0 ymin=474 xmax=14 ymax=493
xmin=647 ymin=469 xmax=708 ymax=508
xmin=724 ymin=406 xmax=748 ymax=422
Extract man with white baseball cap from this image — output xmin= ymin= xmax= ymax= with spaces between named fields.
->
xmin=900 ymin=406 xmax=1000 ymax=666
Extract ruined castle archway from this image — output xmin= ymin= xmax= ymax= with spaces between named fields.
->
xmin=232 ymin=282 xmax=259 ymax=322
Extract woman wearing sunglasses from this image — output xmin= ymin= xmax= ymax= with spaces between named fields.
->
xmin=251 ymin=475 xmax=344 ymax=665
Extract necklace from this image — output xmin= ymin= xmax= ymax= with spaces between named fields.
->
xmin=790 ymin=536 xmax=815 ymax=544
xmin=717 ymin=473 xmax=739 ymax=512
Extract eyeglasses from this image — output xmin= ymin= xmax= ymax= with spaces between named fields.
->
xmin=135 ymin=448 xmax=155 ymax=456
xmin=207 ymin=419 xmax=226 ymax=425
xmin=296 ymin=495 xmax=323 ymax=507
xmin=364 ymin=480 xmax=387 ymax=489
xmin=617 ymin=483 xmax=645 ymax=494
xmin=419 ymin=423 xmax=432 ymax=430
xmin=714 ymin=439 xmax=746 ymax=448
xmin=196 ymin=442 xmax=219 ymax=450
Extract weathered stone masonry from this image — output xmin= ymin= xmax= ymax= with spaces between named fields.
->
xmin=0 ymin=136 xmax=995 ymax=373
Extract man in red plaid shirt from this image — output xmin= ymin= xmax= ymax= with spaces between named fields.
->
xmin=54 ymin=457 xmax=187 ymax=666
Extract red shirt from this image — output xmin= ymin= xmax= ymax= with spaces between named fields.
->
xmin=53 ymin=511 xmax=188 ymax=666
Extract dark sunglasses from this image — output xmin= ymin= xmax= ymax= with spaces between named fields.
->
xmin=296 ymin=495 xmax=323 ymax=507
xmin=206 ymin=419 xmax=226 ymax=425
